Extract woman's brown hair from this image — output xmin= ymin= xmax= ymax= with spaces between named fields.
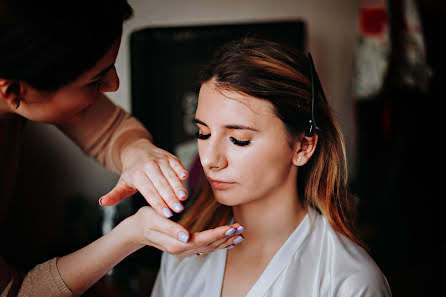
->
xmin=180 ymin=37 xmax=364 ymax=248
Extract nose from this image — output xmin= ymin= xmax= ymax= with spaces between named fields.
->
xmin=99 ymin=66 xmax=120 ymax=93
xmin=199 ymin=135 xmax=227 ymax=172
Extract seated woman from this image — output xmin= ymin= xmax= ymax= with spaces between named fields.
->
xmin=150 ymin=38 xmax=392 ymax=297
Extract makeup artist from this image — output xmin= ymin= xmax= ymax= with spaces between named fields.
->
xmin=0 ymin=0 xmax=241 ymax=296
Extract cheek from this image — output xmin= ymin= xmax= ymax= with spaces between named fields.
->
xmin=235 ymin=143 xmax=294 ymax=190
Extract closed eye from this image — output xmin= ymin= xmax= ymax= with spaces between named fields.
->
xmin=230 ymin=137 xmax=250 ymax=146
xmin=196 ymin=132 xmax=210 ymax=140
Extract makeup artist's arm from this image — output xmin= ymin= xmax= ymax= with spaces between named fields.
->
xmin=58 ymin=94 xmax=189 ymax=217
xmin=57 ymin=207 xmax=241 ymax=296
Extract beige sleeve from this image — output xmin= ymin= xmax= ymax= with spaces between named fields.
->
xmin=1 ymin=258 xmax=72 ymax=297
xmin=58 ymin=94 xmax=152 ymax=173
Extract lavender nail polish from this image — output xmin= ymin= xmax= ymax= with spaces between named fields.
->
xmin=179 ymin=172 xmax=187 ymax=179
xmin=235 ymin=226 xmax=245 ymax=235
xmin=225 ymin=228 xmax=236 ymax=236
xmin=162 ymin=207 xmax=173 ymax=218
xmin=233 ymin=236 xmax=244 ymax=244
xmin=178 ymin=190 xmax=187 ymax=199
xmin=173 ymin=202 xmax=184 ymax=212
xmin=225 ymin=244 xmax=235 ymax=249
xmin=178 ymin=231 xmax=189 ymax=243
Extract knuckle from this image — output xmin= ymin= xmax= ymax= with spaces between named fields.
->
xmin=144 ymin=159 xmax=159 ymax=170
xmin=143 ymin=227 xmax=155 ymax=239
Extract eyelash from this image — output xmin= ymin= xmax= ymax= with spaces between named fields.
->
xmin=196 ymin=133 xmax=251 ymax=147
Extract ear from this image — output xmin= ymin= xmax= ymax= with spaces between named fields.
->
xmin=0 ymin=79 xmax=21 ymax=106
xmin=292 ymin=133 xmax=319 ymax=167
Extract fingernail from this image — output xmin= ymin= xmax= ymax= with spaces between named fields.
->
xmin=178 ymin=190 xmax=187 ymax=199
xmin=178 ymin=231 xmax=189 ymax=243
xmin=179 ymin=172 xmax=187 ymax=179
xmin=233 ymin=236 xmax=244 ymax=244
xmin=173 ymin=202 xmax=184 ymax=212
xmin=162 ymin=207 xmax=173 ymax=218
xmin=235 ymin=226 xmax=245 ymax=235
xmin=225 ymin=228 xmax=236 ymax=236
xmin=225 ymin=244 xmax=235 ymax=249
xmin=98 ymin=197 xmax=104 ymax=206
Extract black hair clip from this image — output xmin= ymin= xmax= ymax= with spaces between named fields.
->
xmin=306 ymin=52 xmax=321 ymax=137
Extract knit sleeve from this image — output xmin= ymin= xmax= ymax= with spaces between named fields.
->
xmin=57 ymin=94 xmax=152 ymax=173
xmin=1 ymin=258 xmax=72 ymax=297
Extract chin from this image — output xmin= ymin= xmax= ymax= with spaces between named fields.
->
xmin=213 ymin=191 xmax=244 ymax=207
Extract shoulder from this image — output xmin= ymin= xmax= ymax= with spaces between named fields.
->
xmin=307 ymin=210 xmax=392 ymax=296
xmin=334 ymin=270 xmax=392 ymax=296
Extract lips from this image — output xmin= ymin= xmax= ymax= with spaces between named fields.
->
xmin=208 ymin=178 xmax=235 ymax=190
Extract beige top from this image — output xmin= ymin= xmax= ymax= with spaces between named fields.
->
xmin=0 ymin=95 xmax=151 ymax=297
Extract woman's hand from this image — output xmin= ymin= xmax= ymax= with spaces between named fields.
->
xmin=99 ymin=138 xmax=189 ymax=218
xmin=122 ymin=207 xmax=245 ymax=257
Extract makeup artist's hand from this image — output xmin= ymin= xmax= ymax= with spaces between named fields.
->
xmin=122 ymin=206 xmax=245 ymax=257
xmin=99 ymin=139 xmax=189 ymax=218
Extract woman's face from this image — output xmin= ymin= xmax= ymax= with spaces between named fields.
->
xmin=195 ymin=80 xmax=299 ymax=206
xmin=16 ymin=36 xmax=122 ymax=124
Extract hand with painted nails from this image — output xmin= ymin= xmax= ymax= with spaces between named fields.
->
xmin=98 ymin=139 xmax=189 ymax=217
xmin=123 ymin=206 xmax=245 ymax=257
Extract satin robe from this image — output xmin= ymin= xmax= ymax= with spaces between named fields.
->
xmin=151 ymin=208 xmax=392 ymax=297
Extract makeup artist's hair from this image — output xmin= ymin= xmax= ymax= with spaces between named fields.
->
xmin=180 ymin=37 xmax=364 ymax=248
xmin=0 ymin=0 xmax=132 ymax=91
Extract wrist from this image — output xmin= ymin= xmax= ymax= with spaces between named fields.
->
xmin=119 ymin=135 xmax=153 ymax=167
xmin=113 ymin=216 xmax=145 ymax=252
xmin=115 ymin=130 xmax=152 ymax=172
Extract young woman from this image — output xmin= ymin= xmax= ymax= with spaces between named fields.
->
xmin=151 ymin=38 xmax=392 ymax=297
xmin=0 ymin=0 xmax=241 ymax=296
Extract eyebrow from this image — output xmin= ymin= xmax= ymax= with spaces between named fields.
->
xmin=194 ymin=118 xmax=258 ymax=131
xmin=92 ymin=63 xmax=115 ymax=80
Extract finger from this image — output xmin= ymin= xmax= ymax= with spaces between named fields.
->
xmin=231 ymin=224 xmax=245 ymax=235
xmin=141 ymin=207 xmax=191 ymax=244
xmin=144 ymin=162 xmax=184 ymax=213
xmin=143 ymin=230 xmax=190 ymax=255
xmin=188 ymin=225 xmax=240 ymax=247
xmin=132 ymin=171 xmax=172 ymax=218
xmin=219 ymin=235 xmax=245 ymax=249
xmin=99 ymin=178 xmax=137 ymax=206
xmin=168 ymin=157 xmax=188 ymax=181
xmin=201 ymin=226 xmax=245 ymax=252
xmin=159 ymin=160 xmax=188 ymax=201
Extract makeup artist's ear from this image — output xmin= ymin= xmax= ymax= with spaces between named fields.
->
xmin=292 ymin=133 xmax=318 ymax=166
xmin=0 ymin=79 xmax=21 ymax=106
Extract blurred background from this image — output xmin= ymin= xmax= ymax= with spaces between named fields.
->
xmin=2 ymin=0 xmax=442 ymax=296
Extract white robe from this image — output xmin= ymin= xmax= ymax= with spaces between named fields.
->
xmin=151 ymin=208 xmax=392 ymax=297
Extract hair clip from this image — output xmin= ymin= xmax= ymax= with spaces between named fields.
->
xmin=306 ymin=52 xmax=320 ymax=137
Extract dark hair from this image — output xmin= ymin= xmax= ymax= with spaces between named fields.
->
xmin=181 ymin=38 xmax=364 ymax=248
xmin=0 ymin=0 xmax=133 ymax=91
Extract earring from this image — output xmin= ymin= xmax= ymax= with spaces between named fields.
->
xmin=297 ymin=156 xmax=302 ymax=163
xmin=14 ymin=99 xmax=20 ymax=109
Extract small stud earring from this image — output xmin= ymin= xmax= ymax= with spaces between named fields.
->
xmin=297 ymin=156 xmax=302 ymax=163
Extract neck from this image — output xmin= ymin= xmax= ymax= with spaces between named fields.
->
xmin=231 ymin=181 xmax=307 ymax=254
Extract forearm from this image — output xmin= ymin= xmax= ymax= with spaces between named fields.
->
xmin=58 ymin=95 xmax=151 ymax=173
xmin=57 ymin=218 xmax=143 ymax=296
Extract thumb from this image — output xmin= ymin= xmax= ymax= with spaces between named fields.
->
xmin=99 ymin=178 xmax=137 ymax=206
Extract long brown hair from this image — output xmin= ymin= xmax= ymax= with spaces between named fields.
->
xmin=180 ymin=37 xmax=364 ymax=248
